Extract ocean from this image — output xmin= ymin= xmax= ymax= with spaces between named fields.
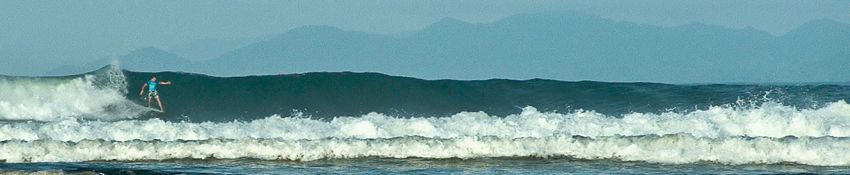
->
xmin=2 ymin=66 xmax=850 ymax=174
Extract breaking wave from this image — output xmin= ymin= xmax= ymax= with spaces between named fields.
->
xmin=0 ymin=102 xmax=849 ymax=165
xmin=0 ymin=66 xmax=149 ymax=121
xmin=3 ymin=102 xmax=850 ymax=142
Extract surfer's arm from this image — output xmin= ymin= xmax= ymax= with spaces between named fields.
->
xmin=160 ymin=81 xmax=172 ymax=85
xmin=139 ymin=84 xmax=147 ymax=96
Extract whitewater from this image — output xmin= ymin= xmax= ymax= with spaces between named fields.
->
xmin=0 ymin=66 xmax=149 ymax=121
xmin=3 ymin=103 xmax=850 ymax=165
xmin=2 ymin=66 xmax=850 ymax=168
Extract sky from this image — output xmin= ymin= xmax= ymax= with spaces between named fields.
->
xmin=1 ymin=0 xmax=848 ymax=76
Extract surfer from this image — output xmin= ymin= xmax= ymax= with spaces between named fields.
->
xmin=139 ymin=76 xmax=172 ymax=112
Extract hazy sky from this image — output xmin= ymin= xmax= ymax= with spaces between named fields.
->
xmin=1 ymin=0 xmax=848 ymax=76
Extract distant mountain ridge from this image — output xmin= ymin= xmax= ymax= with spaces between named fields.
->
xmin=46 ymin=47 xmax=193 ymax=75
xmin=51 ymin=12 xmax=850 ymax=83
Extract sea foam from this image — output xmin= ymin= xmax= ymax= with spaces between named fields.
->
xmin=2 ymin=135 xmax=849 ymax=165
xmin=0 ymin=66 xmax=148 ymax=121
xmin=2 ymin=101 xmax=850 ymax=142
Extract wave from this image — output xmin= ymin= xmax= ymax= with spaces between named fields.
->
xmin=0 ymin=66 xmax=150 ymax=121
xmin=118 ymin=68 xmax=850 ymax=122
xmin=3 ymin=66 xmax=850 ymax=121
xmin=2 ymin=101 xmax=850 ymax=142
xmin=3 ymin=135 xmax=850 ymax=166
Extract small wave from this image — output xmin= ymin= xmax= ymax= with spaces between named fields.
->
xmin=2 ymin=135 xmax=849 ymax=166
xmin=3 ymin=101 xmax=850 ymax=142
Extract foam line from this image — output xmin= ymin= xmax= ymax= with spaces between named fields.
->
xmin=2 ymin=135 xmax=848 ymax=166
xmin=2 ymin=101 xmax=850 ymax=142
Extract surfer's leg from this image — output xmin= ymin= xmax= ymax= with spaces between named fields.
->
xmin=156 ymin=95 xmax=164 ymax=112
xmin=147 ymin=94 xmax=152 ymax=107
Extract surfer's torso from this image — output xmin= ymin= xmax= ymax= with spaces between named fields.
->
xmin=147 ymin=80 xmax=158 ymax=92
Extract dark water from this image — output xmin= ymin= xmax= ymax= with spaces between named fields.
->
xmin=122 ymin=68 xmax=850 ymax=122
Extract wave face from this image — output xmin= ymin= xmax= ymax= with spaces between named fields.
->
xmin=120 ymin=70 xmax=850 ymax=122
xmin=2 ymin=66 xmax=850 ymax=165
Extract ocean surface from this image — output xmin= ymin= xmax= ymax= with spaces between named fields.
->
xmin=2 ymin=66 xmax=850 ymax=174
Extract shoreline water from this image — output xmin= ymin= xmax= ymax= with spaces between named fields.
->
xmin=3 ymin=158 xmax=849 ymax=174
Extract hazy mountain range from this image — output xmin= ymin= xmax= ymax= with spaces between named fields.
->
xmin=50 ymin=12 xmax=850 ymax=83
